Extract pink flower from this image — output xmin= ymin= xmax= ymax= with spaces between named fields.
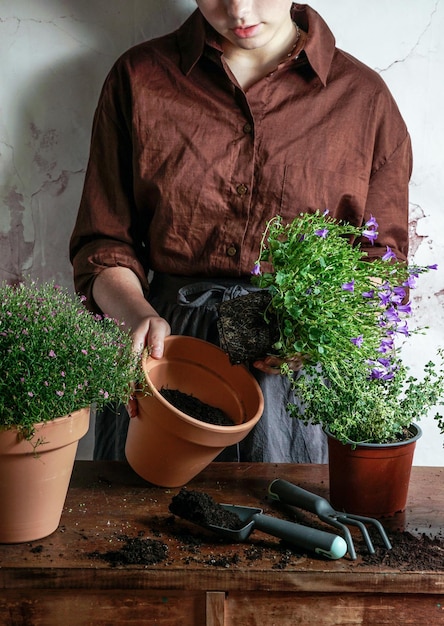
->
xmin=48 ymin=350 xmax=56 ymax=358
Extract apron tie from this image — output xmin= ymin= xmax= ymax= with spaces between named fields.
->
xmin=176 ymin=281 xmax=261 ymax=310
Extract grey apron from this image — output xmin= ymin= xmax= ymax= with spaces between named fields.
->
xmin=94 ymin=273 xmax=327 ymax=463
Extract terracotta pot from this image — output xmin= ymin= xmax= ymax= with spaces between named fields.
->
xmin=0 ymin=408 xmax=90 ymax=543
xmin=327 ymin=424 xmax=422 ymax=518
xmin=126 ymin=336 xmax=264 ymax=487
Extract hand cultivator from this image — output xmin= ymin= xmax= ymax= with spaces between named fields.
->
xmin=268 ymin=479 xmax=393 ymax=560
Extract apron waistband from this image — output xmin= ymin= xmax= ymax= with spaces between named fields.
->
xmin=149 ymin=273 xmax=262 ymax=309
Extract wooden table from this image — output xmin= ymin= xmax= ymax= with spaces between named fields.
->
xmin=1 ymin=462 xmax=443 ymax=625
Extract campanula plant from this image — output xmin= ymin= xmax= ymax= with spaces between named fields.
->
xmin=0 ymin=280 xmax=142 ymax=438
xmin=251 ymin=211 xmax=444 ymax=444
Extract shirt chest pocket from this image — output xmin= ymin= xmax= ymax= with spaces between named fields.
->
xmin=279 ymin=163 xmax=369 ymax=225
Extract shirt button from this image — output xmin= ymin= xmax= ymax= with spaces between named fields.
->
xmin=236 ymin=183 xmax=248 ymax=196
xmin=243 ymin=122 xmax=252 ymax=134
xmin=226 ymin=246 xmax=237 ymax=257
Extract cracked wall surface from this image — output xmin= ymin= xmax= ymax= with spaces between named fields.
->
xmin=0 ymin=0 xmax=443 ymax=464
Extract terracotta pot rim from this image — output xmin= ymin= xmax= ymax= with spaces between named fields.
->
xmin=0 ymin=408 xmax=90 ymax=455
xmin=0 ymin=407 xmax=90 ymax=434
xmin=325 ymin=423 xmax=422 ymax=449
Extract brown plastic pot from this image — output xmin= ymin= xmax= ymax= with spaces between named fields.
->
xmin=125 ymin=335 xmax=264 ymax=488
xmin=0 ymin=408 xmax=90 ymax=543
xmin=327 ymin=424 xmax=422 ymax=518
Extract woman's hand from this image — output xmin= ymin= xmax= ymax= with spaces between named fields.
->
xmin=131 ymin=314 xmax=171 ymax=359
xmin=127 ymin=312 xmax=171 ymax=416
xmin=253 ymin=354 xmax=305 ymax=376
xmin=92 ymin=267 xmax=171 ymax=418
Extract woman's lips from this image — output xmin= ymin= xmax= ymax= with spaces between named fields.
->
xmin=232 ymin=24 xmax=261 ymax=39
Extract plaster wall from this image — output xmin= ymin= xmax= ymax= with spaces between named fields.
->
xmin=1 ymin=1 xmax=443 ymax=464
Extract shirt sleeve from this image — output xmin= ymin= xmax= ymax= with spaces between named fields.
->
xmin=358 ymin=89 xmax=412 ymax=264
xmin=69 ymin=64 xmax=150 ymax=312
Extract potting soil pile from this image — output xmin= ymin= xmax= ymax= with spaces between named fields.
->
xmin=169 ymin=488 xmax=243 ymax=530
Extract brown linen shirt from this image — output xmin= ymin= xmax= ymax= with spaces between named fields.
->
xmin=70 ymin=4 xmax=412 ymax=308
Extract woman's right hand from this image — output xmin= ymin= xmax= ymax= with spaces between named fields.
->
xmin=92 ymin=266 xmax=171 ymax=351
xmin=127 ymin=314 xmax=171 ymax=419
xmin=92 ymin=267 xmax=171 ymax=417
xmin=132 ymin=314 xmax=171 ymax=359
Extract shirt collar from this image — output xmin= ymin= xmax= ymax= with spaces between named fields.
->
xmin=291 ymin=4 xmax=335 ymax=86
xmin=177 ymin=4 xmax=336 ymax=86
xmin=177 ymin=10 xmax=209 ymax=75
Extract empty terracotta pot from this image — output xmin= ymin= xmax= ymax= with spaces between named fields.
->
xmin=0 ymin=408 xmax=90 ymax=543
xmin=125 ymin=336 xmax=264 ymax=487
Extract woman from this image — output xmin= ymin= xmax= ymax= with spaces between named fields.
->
xmin=70 ymin=1 xmax=411 ymax=462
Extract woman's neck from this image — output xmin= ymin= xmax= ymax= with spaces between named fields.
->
xmin=222 ymin=20 xmax=300 ymax=90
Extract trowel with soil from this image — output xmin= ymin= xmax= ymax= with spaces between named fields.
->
xmin=169 ymin=488 xmax=347 ymax=560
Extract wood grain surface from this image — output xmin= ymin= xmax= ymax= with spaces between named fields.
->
xmin=0 ymin=462 xmax=443 ymax=625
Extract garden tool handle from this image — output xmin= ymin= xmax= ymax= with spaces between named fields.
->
xmin=268 ymin=479 xmax=332 ymax=516
xmin=252 ymin=513 xmax=347 ymax=560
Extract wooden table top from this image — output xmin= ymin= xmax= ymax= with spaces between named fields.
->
xmin=0 ymin=462 xmax=443 ymax=594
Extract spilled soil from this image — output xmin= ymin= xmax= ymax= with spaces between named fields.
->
xmin=89 ymin=536 xmax=168 ymax=567
xmin=82 ymin=487 xmax=444 ymax=571
xmin=87 ymin=521 xmax=444 ymax=571
xmin=359 ymin=531 xmax=444 ymax=570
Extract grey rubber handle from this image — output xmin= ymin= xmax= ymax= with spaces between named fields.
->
xmin=252 ymin=513 xmax=346 ymax=560
xmin=268 ymin=479 xmax=334 ymax=516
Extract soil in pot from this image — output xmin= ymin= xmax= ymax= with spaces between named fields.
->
xmin=159 ymin=388 xmax=234 ymax=426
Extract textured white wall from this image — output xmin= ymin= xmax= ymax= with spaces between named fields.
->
xmin=1 ymin=1 xmax=443 ymax=464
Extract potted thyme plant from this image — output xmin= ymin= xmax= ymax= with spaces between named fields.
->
xmin=219 ymin=211 xmax=443 ymax=516
xmin=0 ymin=279 xmax=141 ymax=543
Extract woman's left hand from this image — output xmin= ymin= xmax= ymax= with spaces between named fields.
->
xmin=253 ymin=354 xmax=305 ymax=376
